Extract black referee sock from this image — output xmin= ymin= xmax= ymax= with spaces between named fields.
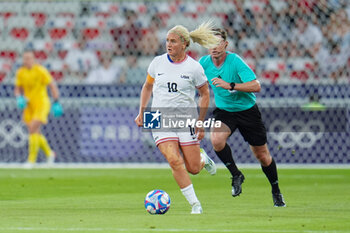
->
xmin=214 ymin=144 xmax=241 ymax=177
xmin=261 ymin=158 xmax=280 ymax=194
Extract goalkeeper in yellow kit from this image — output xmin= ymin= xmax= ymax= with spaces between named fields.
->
xmin=14 ymin=51 xmax=63 ymax=168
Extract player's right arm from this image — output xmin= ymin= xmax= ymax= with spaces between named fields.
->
xmin=135 ymin=74 xmax=154 ymax=127
xmin=14 ymin=69 xmax=27 ymax=110
xmin=14 ymin=69 xmax=22 ymax=97
xmin=14 ymin=86 xmax=22 ymax=97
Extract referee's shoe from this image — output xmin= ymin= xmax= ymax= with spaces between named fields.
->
xmin=231 ymin=173 xmax=245 ymax=197
xmin=273 ymin=193 xmax=286 ymax=207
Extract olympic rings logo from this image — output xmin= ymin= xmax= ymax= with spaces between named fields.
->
xmin=0 ymin=119 xmax=28 ymax=148
xmin=269 ymin=120 xmax=324 ymax=148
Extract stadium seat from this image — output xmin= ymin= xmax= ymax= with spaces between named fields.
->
xmin=0 ymin=39 xmax=23 ymax=62
xmin=89 ymin=2 xmax=119 ymax=18
xmin=31 ymin=12 xmax=48 ymax=28
xmin=178 ymin=1 xmax=206 ymax=16
xmin=167 ymin=14 xmax=196 ymax=28
xmin=0 ymin=2 xmax=22 ymax=20
xmin=53 ymin=40 xmax=76 ymax=60
xmin=243 ymin=0 xmax=266 ymax=14
xmin=238 ymin=37 xmax=259 ymax=59
xmin=26 ymin=40 xmax=53 ymax=62
xmin=48 ymin=29 xmax=68 ymax=40
xmin=7 ymin=17 xmax=36 ymax=41
xmin=260 ymin=70 xmax=280 ymax=84
xmin=23 ymin=2 xmax=53 ymax=27
xmin=270 ymin=0 xmax=288 ymax=12
xmin=287 ymin=58 xmax=315 ymax=82
xmin=154 ymin=12 xmax=170 ymax=26
xmin=206 ymin=0 xmax=236 ymax=13
xmin=105 ymin=15 xmax=126 ymax=29
xmin=213 ymin=12 xmax=229 ymax=25
xmin=46 ymin=17 xmax=75 ymax=40
xmin=44 ymin=59 xmax=65 ymax=82
xmin=258 ymin=58 xmax=286 ymax=84
xmin=77 ymin=17 xmax=105 ymax=40
xmin=120 ymin=2 xmax=147 ymax=15
xmin=0 ymin=50 xmax=17 ymax=62
xmin=146 ymin=1 xmax=178 ymax=26
xmin=148 ymin=1 xmax=177 ymax=15
xmin=48 ymin=2 xmax=81 ymax=18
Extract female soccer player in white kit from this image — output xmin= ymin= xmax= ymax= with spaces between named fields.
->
xmin=135 ymin=22 xmax=219 ymax=214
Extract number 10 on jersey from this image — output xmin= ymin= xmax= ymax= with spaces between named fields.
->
xmin=167 ymin=82 xmax=178 ymax=92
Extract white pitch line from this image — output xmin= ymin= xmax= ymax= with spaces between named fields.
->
xmin=0 ymin=227 xmax=349 ymax=233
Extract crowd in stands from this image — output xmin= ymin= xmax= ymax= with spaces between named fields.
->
xmin=0 ymin=0 xmax=349 ymax=85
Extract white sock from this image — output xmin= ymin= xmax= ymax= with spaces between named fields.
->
xmin=181 ymin=184 xmax=199 ymax=206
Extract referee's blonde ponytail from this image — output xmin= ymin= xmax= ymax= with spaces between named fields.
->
xmin=168 ymin=21 xmax=220 ymax=49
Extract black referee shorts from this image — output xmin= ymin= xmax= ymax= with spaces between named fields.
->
xmin=213 ymin=104 xmax=267 ymax=146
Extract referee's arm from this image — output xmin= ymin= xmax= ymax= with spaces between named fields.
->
xmin=211 ymin=78 xmax=261 ymax=92
xmin=232 ymin=80 xmax=261 ymax=92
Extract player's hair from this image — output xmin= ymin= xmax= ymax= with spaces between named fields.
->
xmin=168 ymin=21 xmax=220 ymax=49
xmin=212 ymin=28 xmax=227 ymax=41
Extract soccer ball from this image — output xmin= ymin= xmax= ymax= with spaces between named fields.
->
xmin=144 ymin=189 xmax=171 ymax=214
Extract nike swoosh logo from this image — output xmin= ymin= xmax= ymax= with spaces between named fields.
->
xmin=158 ymin=73 xmax=164 ymax=76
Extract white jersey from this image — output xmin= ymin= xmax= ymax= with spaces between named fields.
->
xmin=147 ymin=53 xmax=207 ymax=108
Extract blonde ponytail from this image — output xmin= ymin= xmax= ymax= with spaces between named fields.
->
xmin=168 ymin=21 xmax=220 ymax=49
xmin=189 ymin=21 xmax=220 ymax=49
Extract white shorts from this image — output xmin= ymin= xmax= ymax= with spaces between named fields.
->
xmin=152 ymin=130 xmax=199 ymax=147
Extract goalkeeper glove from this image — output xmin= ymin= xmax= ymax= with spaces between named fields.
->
xmin=16 ymin=96 xmax=27 ymax=110
xmin=51 ymin=100 xmax=63 ymax=117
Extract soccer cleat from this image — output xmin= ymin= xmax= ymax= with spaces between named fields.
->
xmin=46 ymin=151 xmax=56 ymax=166
xmin=231 ymin=173 xmax=245 ymax=197
xmin=272 ymin=193 xmax=286 ymax=207
xmin=191 ymin=202 xmax=202 ymax=214
xmin=200 ymin=148 xmax=216 ymax=175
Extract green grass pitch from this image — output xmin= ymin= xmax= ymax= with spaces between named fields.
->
xmin=0 ymin=168 xmax=349 ymax=233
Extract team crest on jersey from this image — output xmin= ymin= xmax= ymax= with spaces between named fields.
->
xmin=180 ymin=75 xmax=190 ymax=79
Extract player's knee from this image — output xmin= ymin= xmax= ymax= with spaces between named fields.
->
xmin=27 ymin=121 xmax=41 ymax=134
xmin=255 ymin=152 xmax=271 ymax=166
xmin=187 ymin=164 xmax=201 ymax=175
xmin=28 ymin=126 xmax=37 ymax=134
xmin=167 ymin=156 xmax=184 ymax=170
xmin=211 ymin=136 xmax=225 ymax=151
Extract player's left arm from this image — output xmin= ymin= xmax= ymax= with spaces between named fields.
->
xmin=42 ymin=65 xmax=63 ymax=117
xmin=48 ymin=81 xmax=64 ymax=117
xmin=196 ymin=83 xmax=209 ymax=140
xmin=211 ymin=55 xmax=261 ymax=93
xmin=39 ymin=66 xmax=60 ymax=101
xmin=211 ymin=79 xmax=260 ymax=93
xmin=48 ymin=81 xmax=59 ymax=101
